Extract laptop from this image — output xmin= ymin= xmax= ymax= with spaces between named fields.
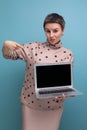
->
xmin=34 ymin=62 xmax=82 ymax=99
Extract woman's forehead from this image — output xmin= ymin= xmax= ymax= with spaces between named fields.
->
xmin=45 ymin=23 xmax=62 ymax=29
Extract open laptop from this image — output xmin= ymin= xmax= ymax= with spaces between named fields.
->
xmin=34 ymin=62 xmax=82 ymax=99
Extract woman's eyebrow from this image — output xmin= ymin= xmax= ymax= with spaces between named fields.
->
xmin=45 ymin=28 xmax=59 ymax=30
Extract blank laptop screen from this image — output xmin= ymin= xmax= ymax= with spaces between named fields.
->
xmin=35 ymin=63 xmax=72 ymax=88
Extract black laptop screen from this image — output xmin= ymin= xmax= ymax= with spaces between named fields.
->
xmin=35 ymin=63 xmax=72 ymax=88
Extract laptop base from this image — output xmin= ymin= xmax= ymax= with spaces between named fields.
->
xmin=36 ymin=88 xmax=83 ymax=99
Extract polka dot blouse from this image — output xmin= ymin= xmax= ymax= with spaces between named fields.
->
xmin=3 ymin=41 xmax=74 ymax=111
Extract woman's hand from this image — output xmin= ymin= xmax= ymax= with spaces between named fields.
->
xmin=3 ymin=40 xmax=23 ymax=50
xmin=2 ymin=40 xmax=23 ymax=56
xmin=55 ymin=93 xmax=75 ymax=101
xmin=55 ymin=93 xmax=67 ymax=101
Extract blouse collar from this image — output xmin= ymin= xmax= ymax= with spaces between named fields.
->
xmin=46 ymin=40 xmax=62 ymax=49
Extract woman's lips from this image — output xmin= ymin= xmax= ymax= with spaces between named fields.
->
xmin=50 ymin=39 xmax=56 ymax=43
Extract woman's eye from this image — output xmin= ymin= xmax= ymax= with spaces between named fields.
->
xmin=45 ymin=29 xmax=58 ymax=33
xmin=53 ymin=29 xmax=58 ymax=33
xmin=45 ymin=30 xmax=50 ymax=33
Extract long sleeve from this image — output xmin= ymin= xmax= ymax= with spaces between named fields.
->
xmin=2 ymin=43 xmax=27 ymax=61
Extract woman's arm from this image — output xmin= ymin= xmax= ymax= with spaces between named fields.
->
xmin=2 ymin=40 xmax=26 ymax=60
xmin=2 ymin=40 xmax=23 ymax=55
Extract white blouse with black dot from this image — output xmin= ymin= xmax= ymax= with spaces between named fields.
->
xmin=4 ymin=41 xmax=74 ymax=111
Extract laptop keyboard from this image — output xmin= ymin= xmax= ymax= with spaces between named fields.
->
xmin=39 ymin=88 xmax=75 ymax=95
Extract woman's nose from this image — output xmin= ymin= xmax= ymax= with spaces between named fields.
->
xmin=50 ymin=32 xmax=54 ymax=37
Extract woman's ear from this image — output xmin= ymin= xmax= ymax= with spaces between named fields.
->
xmin=62 ymin=30 xmax=64 ymax=35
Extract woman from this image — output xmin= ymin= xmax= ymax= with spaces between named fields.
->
xmin=2 ymin=13 xmax=73 ymax=130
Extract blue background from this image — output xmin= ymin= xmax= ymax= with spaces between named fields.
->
xmin=0 ymin=0 xmax=87 ymax=130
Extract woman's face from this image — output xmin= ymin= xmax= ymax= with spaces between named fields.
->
xmin=44 ymin=23 xmax=64 ymax=45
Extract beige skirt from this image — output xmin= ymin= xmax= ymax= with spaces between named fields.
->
xmin=22 ymin=104 xmax=63 ymax=130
